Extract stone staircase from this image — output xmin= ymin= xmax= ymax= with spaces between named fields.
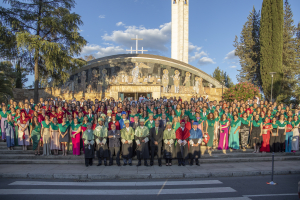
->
xmin=0 ymin=141 xmax=299 ymax=165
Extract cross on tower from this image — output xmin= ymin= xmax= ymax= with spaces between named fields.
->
xmin=126 ymin=35 xmax=148 ymax=54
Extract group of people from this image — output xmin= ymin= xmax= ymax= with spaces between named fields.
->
xmin=0 ymin=95 xmax=299 ymax=167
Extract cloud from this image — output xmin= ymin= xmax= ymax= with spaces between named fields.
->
xmin=189 ymin=51 xmax=207 ymax=62
xmin=225 ymin=50 xmax=238 ymax=60
xmin=99 ymin=15 xmax=105 ymax=19
xmin=116 ymin=22 xmax=125 ymax=26
xmin=188 ymin=43 xmax=201 ymax=53
xmin=229 ymin=65 xmax=237 ymax=68
xmin=102 ymin=22 xmax=171 ymax=52
xmin=198 ymin=57 xmax=216 ymax=66
xmin=81 ymin=44 xmax=126 ymax=58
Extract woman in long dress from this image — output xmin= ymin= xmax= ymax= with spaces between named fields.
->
xmin=270 ymin=117 xmax=279 ymax=152
xmin=163 ymin=122 xmax=176 ymax=166
xmin=71 ymin=118 xmax=81 ymax=156
xmin=41 ymin=116 xmax=51 ymax=156
xmin=228 ymin=114 xmax=241 ymax=150
xmin=261 ymin=117 xmax=272 ymax=153
xmin=0 ymin=105 xmax=10 ymax=141
xmin=239 ymin=112 xmax=251 ymax=150
xmin=250 ymin=115 xmax=262 ymax=153
xmin=17 ymin=112 xmax=30 ymax=151
xmin=13 ymin=109 xmax=20 ymax=146
xmin=213 ymin=111 xmax=220 ymax=148
xmin=218 ymin=114 xmax=229 ymax=150
xmin=58 ymin=116 xmax=70 ymax=156
xmin=285 ymin=116 xmax=293 ymax=153
xmin=291 ymin=115 xmax=299 ymax=152
xmin=205 ymin=113 xmax=216 ymax=150
xmin=5 ymin=114 xmax=15 ymax=150
xmin=50 ymin=117 xmax=60 ymax=155
xmin=30 ymin=116 xmax=41 ymax=155
xmin=276 ymin=114 xmax=287 ymax=152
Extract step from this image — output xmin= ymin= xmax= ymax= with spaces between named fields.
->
xmin=0 ymin=156 xmax=299 ymax=165
xmin=0 ymin=152 xmax=298 ymax=160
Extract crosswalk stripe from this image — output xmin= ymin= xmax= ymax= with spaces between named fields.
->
xmin=9 ymin=180 xmax=222 ymax=187
xmin=243 ymin=193 xmax=298 ymax=197
xmin=171 ymin=198 xmax=251 ymax=200
xmin=0 ymin=188 xmax=236 ymax=195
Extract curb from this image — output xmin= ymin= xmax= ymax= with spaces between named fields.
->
xmin=0 ymin=170 xmax=299 ymax=180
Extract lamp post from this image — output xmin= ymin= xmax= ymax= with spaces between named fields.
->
xmin=269 ymin=72 xmax=277 ymax=103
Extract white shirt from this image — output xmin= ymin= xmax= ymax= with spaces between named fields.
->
xmin=181 ymin=127 xmax=185 ymax=131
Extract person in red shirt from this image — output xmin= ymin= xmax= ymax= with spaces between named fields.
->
xmin=175 ymin=119 xmax=190 ymax=166
xmin=108 ymin=114 xmax=120 ymax=130
xmin=56 ymin=107 xmax=65 ymax=124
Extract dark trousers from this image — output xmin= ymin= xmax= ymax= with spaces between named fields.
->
xmin=85 ymin=158 xmax=93 ymax=166
xmin=279 ymin=135 xmax=285 ymax=152
xmin=98 ymin=158 xmax=107 ymax=164
xmin=109 ymin=146 xmax=120 ymax=165
xmin=165 ymin=159 xmax=172 ymax=164
xmin=150 ymin=144 xmax=162 ymax=165
xmin=270 ymin=136 xmax=280 ymax=152
xmin=138 ymin=159 xmax=148 ymax=165
xmin=178 ymin=158 xmax=187 ymax=165
xmin=190 ymin=158 xmax=199 ymax=165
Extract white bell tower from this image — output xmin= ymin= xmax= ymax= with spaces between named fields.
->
xmin=171 ymin=0 xmax=189 ymax=64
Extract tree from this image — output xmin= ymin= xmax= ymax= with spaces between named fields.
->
xmin=260 ymin=0 xmax=283 ymax=101
xmin=277 ymin=0 xmax=300 ymax=102
xmin=3 ymin=0 xmax=87 ymax=103
xmin=212 ymin=67 xmax=234 ymax=88
xmin=84 ymin=55 xmax=96 ymax=61
xmin=15 ymin=60 xmax=28 ymax=88
xmin=223 ymin=82 xmax=260 ymax=102
xmin=234 ymin=7 xmax=261 ymax=89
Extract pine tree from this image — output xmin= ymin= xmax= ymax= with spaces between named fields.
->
xmin=212 ymin=67 xmax=234 ymax=88
xmin=234 ymin=7 xmax=261 ymax=88
xmin=15 ymin=60 xmax=28 ymax=88
xmin=3 ymin=0 xmax=87 ymax=103
xmin=278 ymin=0 xmax=300 ymax=102
xmin=260 ymin=0 xmax=283 ymax=101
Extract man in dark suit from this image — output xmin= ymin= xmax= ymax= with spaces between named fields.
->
xmin=130 ymin=115 xmax=140 ymax=130
xmin=159 ymin=113 xmax=168 ymax=129
xmin=150 ymin=120 xmax=164 ymax=166
xmin=108 ymin=123 xmax=121 ymax=166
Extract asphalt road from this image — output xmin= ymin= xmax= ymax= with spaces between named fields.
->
xmin=0 ymin=174 xmax=299 ymax=200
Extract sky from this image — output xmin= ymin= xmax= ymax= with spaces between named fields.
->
xmin=3 ymin=0 xmax=300 ymax=87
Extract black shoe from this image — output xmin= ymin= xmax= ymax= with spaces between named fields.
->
xmin=104 ymin=162 xmax=107 ymax=166
xmin=196 ymin=163 xmax=200 ymax=166
xmin=150 ymin=163 xmax=153 ymax=166
xmin=159 ymin=164 xmax=162 ymax=167
xmin=178 ymin=163 xmax=181 ymax=166
xmin=123 ymin=163 xmax=127 ymax=166
xmin=182 ymin=161 xmax=185 ymax=166
xmin=85 ymin=164 xmax=88 ymax=167
xmin=144 ymin=163 xmax=149 ymax=167
xmin=129 ymin=163 xmax=132 ymax=166
xmin=97 ymin=163 xmax=102 ymax=166
xmin=109 ymin=163 xmax=112 ymax=166
xmin=137 ymin=163 xmax=141 ymax=167
xmin=117 ymin=163 xmax=121 ymax=167
xmin=89 ymin=163 xmax=93 ymax=166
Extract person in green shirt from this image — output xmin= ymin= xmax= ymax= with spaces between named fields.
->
xmin=250 ymin=115 xmax=262 ymax=153
xmin=270 ymin=117 xmax=279 ymax=152
xmin=240 ymin=112 xmax=251 ymax=150
xmin=82 ymin=122 xmax=95 ymax=167
xmin=121 ymin=120 xmax=135 ymax=166
xmin=276 ymin=114 xmax=287 ymax=152
xmin=58 ymin=116 xmax=70 ymax=156
xmin=205 ymin=113 xmax=216 ymax=150
xmin=30 ymin=116 xmax=41 ymax=155
xmin=163 ymin=122 xmax=176 ymax=166
xmin=229 ymin=115 xmax=241 ymax=150
xmin=291 ymin=115 xmax=299 ymax=152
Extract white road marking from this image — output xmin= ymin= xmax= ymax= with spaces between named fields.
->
xmin=0 ymin=187 xmax=236 ymax=195
xmin=9 ymin=180 xmax=222 ymax=187
xmin=171 ymin=198 xmax=251 ymax=200
xmin=157 ymin=179 xmax=168 ymax=196
xmin=243 ymin=193 xmax=298 ymax=197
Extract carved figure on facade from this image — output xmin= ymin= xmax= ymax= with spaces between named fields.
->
xmin=132 ymin=62 xmax=140 ymax=84
xmin=172 ymin=70 xmax=180 ymax=93
xmin=183 ymin=72 xmax=191 ymax=87
xmin=74 ymin=76 xmax=78 ymax=92
xmin=91 ymin=69 xmax=99 ymax=93
xmin=162 ymin=69 xmax=169 ymax=93
xmin=81 ymin=71 xmax=86 ymax=93
xmin=194 ymin=77 xmax=200 ymax=94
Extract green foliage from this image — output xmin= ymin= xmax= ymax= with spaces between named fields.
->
xmin=234 ymin=7 xmax=261 ymax=88
xmin=223 ymin=82 xmax=260 ymax=102
xmin=3 ymin=0 xmax=87 ymax=102
xmin=260 ymin=0 xmax=283 ymax=101
xmin=212 ymin=67 xmax=234 ymax=88
xmin=277 ymin=0 xmax=300 ymax=103
xmin=0 ymin=61 xmax=15 ymax=103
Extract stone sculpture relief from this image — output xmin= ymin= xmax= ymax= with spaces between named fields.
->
xmin=162 ymin=69 xmax=169 ymax=93
xmin=172 ymin=70 xmax=180 ymax=93
xmin=183 ymin=72 xmax=191 ymax=88
xmin=132 ymin=62 xmax=140 ymax=84
xmin=81 ymin=71 xmax=86 ymax=93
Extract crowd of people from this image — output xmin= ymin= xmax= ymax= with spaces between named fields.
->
xmin=0 ymin=95 xmax=299 ymax=167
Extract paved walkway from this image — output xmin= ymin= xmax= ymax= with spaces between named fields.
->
xmin=0 ymin=160 xmax=299 ymax=180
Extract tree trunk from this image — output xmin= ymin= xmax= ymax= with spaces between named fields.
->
xmin=34 ymin=0 xmax=42 ymax=104
xmin=34 ymin=56 xmax=39 ymax=103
